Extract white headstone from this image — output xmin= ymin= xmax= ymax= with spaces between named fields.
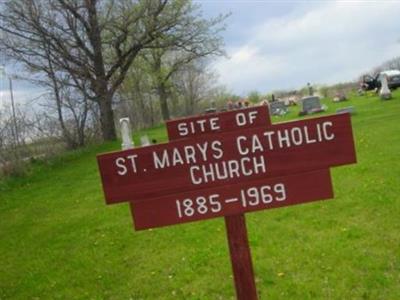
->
xmin=120 ymin=118 xmax=134 ymax=150
xmin=140 ymin=135 xmax=151 ymax=147
xmin=379 ymin=75 xmax=392 ymax=100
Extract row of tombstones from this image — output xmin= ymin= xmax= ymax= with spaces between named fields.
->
xmin=203 ymin=76 xmax=395 ymax=119
xmin=269 ymin=96 xmax=325 ymax=116
xmin=123 ymin=77 xmax=394 ymax=147
xmin=268 ymin=96 xmax=356 ymax=116
xmin=268 ymin=75 xmax=395 ymax=117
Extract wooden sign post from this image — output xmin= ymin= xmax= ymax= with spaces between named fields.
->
xmin=167 ymin=107 xmax=268 ymax=299
xmin=225 ymin=213 xmax=258 ymax=300
xmin=97 ymin=106 xmax=356 ymax=299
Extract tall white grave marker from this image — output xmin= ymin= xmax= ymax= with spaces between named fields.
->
xmin=379 ymin=75 xmax=392 ymax=100
xmin=120 ymin=118 xmax=134 ymax=150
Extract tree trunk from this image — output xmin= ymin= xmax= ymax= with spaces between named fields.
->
xmin=149 ymin=99 xmax=154 ymax=127
xmin=87 ymin=2 xmax=116 ymax=141
xmin=77 ymin=94 xmax=89 ymax=147
xmin=98 ymin=93 xmax=117 ymax=141
xmin=158 ymin=83 xmax=170 ymax=121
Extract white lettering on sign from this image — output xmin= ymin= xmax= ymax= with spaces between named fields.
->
xmin=235 ymin=110 xmax=259 ymax=127
xmin=323 ymin=121 xmax=335 ymax=140
xmin=116 ymin=157 xmax=127 ymax=175
xmin=175 ymin=194 xmax=221 ymax=218
xmin=115 ymin=154 xmax=138 ymax=175
xmin=236 ymin=122 xmax=336 ymax=155
xmin=240 ymin=183 xmax=286 ymax=207
xmin=177 ymin=117 xmax=221 ymax=136
xmin=189 ymin=156 xmax=266 ymax=185
xmin=263 ymin=132 xmax=275 ymax=150
xmin=153 ymin=141 xmax=224 ymax=169
xmin=175 ymin=183 xmax=286 ymax=218
xmin=114 ymin=121 xmax=336 ymax=178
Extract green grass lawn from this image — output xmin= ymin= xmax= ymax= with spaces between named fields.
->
xmin=1 ymin=91 xmax=399 ymax=299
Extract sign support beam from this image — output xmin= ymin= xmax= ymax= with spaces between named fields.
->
xmin=225 ymin=214 xmax=258 ymax=300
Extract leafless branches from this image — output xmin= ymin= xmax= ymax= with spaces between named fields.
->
xmin=2 ymin=0 xmax=225 ymax=140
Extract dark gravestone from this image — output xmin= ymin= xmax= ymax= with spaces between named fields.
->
xmin=205 ymin=108 xmax=217 ymax=114
xmin=269 ymin=101 xmax=288 ymax=116
xmin=336 ymin=106 xmax=355 ymax=115
xmin=299 ymin=96 xmax=323 ymax=115
xmin=307 ymin=83 xmax=314 ymax=96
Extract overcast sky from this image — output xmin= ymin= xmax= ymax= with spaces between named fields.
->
xmin=199 ymin=0 xmax=400 ymax=95
xmin=1 ymin=0 xmax=400 ymax=106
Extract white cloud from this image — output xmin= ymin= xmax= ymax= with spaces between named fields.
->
xmin=212 ymin=1 xmax=400 ymax=95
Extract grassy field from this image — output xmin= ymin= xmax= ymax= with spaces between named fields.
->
xmin=1 ymin=91 xmax=399 ymax=299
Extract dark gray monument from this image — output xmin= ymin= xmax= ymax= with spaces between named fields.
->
xmin=205 ymin=108 xmax=217 ymax=114
xmin=299 ymin=96 xmax=324 ymax=115
xmin=269 ymin=101 xmax=288 ymax=116
xmin=307 ymin=82 xmax=314 ymax=96
xmin=336 ymin=106 xmax=356 ymax=115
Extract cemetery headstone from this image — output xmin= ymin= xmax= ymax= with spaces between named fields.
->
xmin=299 ymin=96 xmax=324 ymax=115
xmin=205 ymin=107 xmax=217 ymax=114
xmin=379 ymin=75 xmax=392 ymax=100
xmin=336 ymin=106 xmax=356 ymax=115
xmin=119 ymin=118 xmax=134 ymax=150
xmin=269 ymin=101 xmax=288 ymax=116
xmin=307 ymin=82 xmax=314 ymax=96
xmin=227 ymin=100 xmax=235 ymax=110
xmin=140 ymin=135 xmax=151 ymax=146
xmin=333 ymin=92 xmax=347 ymax=102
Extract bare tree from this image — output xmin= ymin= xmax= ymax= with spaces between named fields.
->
xmin=0 ymin=102 xmax=36 ymax=175
xmin=40 ymin=83 xmax=94 ymax=149
xmin=173 ymin=60 xmax=218 ymax=115
xmin=143 ymin=5 xmax=227 ymax=121
xmin=1 ymin=0 xmax=224 ymax=140
xmin=376 ymin=56 xmax=400 ymax=72
xmin=115 ymin=55 xmax=161 ymax=130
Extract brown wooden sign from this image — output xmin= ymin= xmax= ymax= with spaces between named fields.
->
xmin=132 ymin=107 xmax=335 ymax=230
xmin=97 ymin=113 xmax=356 ymax=204
xmin=132 ymin=169 xmax=333 ymax=230
xmin=96 ymin=106 xmax=357 ymax=300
